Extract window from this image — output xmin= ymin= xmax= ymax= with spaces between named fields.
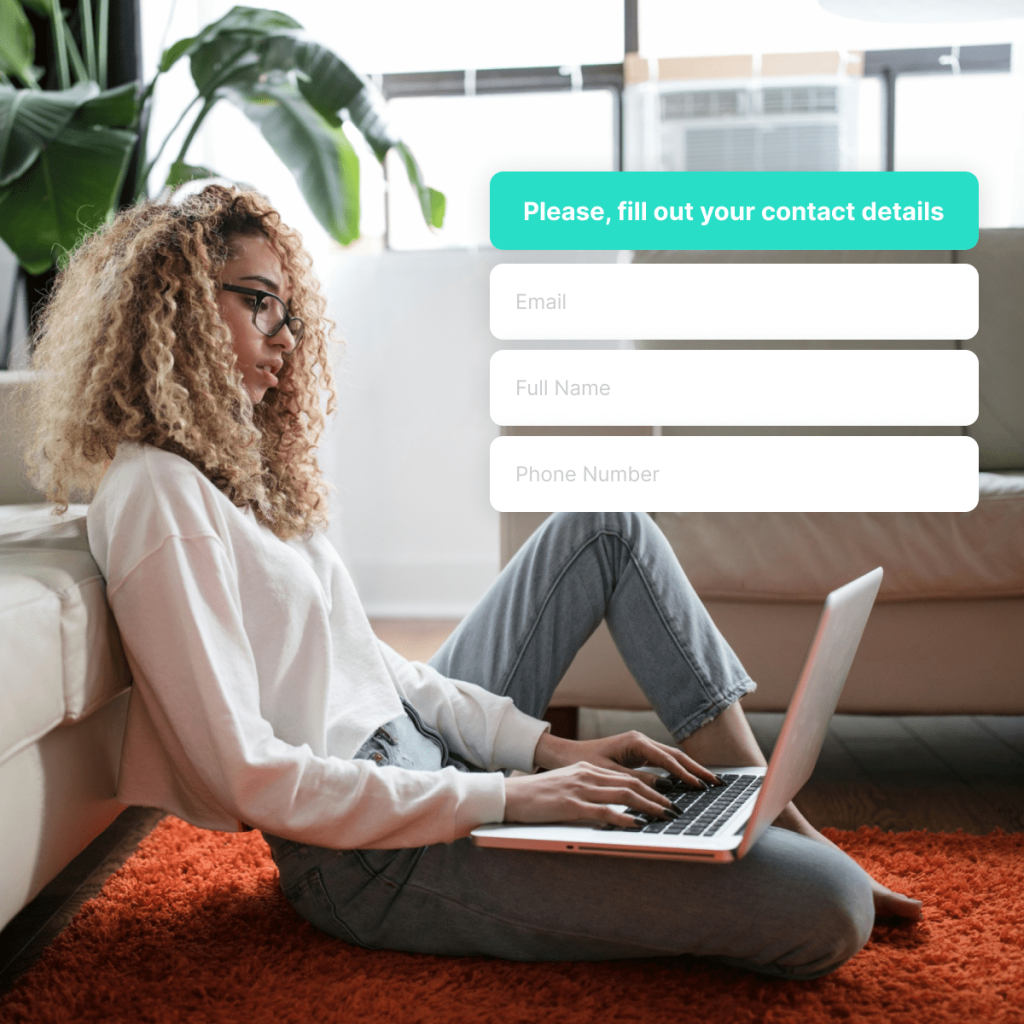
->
xmin=625 ymin=77 xmax=862 ymax=174
xmin=385 ymin=90 xmax=617 ymax=250
xmin=895 ymin=72 xmax=1021 ymax=227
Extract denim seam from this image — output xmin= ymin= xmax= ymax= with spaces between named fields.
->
xmin=353 ymin=846 xmax=427 ymax=886
xmin=589 ymin=527 xmax=757 ymax=740
xmin=609 ymin=538 xmax=721 ymax=707
xmin=499 ymin=526 xmax=731 ymax=734
xmin=289 ymin=867 xmax=368 ymax=947
xmin=400 ymin=698 xmax=452 ymax=762
xmin=351 ymin=849 xmax=385 ymax=880
xmin=495 ymin=532 xmax=611 ymax=698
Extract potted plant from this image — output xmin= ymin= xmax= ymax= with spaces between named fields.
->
xmin=0 ymin=2 xmax=444 ymax=362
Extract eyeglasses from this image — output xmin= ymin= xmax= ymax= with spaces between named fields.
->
xmin=221 ymin=284 xmax=304 ymax=346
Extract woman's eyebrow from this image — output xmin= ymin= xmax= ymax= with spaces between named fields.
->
xmin=240 ymin=274 xmax=281 ymax=292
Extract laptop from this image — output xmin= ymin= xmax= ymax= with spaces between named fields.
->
xmin=471 ymin=567 xmax=883 ymax=863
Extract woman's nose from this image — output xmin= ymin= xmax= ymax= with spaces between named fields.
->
xmin=273 ymin=324 xmax=297 ymax=353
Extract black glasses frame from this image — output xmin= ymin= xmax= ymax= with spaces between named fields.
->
xmin=221 ymin=283 xmax=304 ymax=345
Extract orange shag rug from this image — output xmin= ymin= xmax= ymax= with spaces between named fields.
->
xmin=1 ymin=820 xmax=1021 ymax=1024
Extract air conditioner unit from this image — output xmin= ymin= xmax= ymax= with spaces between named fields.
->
xmin=624 ymin=76 xmax=859 ymax=173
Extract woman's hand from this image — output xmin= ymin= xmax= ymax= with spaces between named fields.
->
xmin=501 ymin=730 xmax=723 ymax=828
xmin=534 ymin=730 xmax=721 ymax=790
xmin=504 ymin=761 xmax=677 ymax=828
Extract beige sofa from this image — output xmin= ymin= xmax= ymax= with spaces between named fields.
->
xmin=504 ymin=231 xmax=1024 ymax=721
xmin=0 ymin=372 xmax=131 ymax=933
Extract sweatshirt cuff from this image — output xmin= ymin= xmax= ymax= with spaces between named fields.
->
xmin=491 ymin=702 xmax=551 ymax=773
xmin=452 ymin=768 xmax=508 ymax=836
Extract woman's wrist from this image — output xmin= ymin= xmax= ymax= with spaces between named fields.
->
xmin=533 ymin=731 xmax=577 ymax=771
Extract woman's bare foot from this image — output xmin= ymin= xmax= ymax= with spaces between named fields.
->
xmin=869 ymin=879 xmax=924 ymax=920
xmin=774 ymin=803 xmax=923 ymax=922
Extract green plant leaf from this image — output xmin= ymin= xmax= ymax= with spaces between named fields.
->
xmin=159 ymin=33 xmax=200 ymax=74
xmin=343 ymin=79 xmax=398 ymax=162
xmin=252 ymin=41 xmax=446 ymax=231
xmin=0 ymin=0 xmax=35 ymax=82
xmin=21 ymin=0 xmax=55 ymax=15
xmin=152 ymin=6 xmax=444 ymax=234
xmin=0 ymin=122 xmax=136 ymax=272
xmin=224 ymin=80 xmax=359 ymax=245
xmin=165 ymin=159 xmax=217 ymax=190
xmin=72 ymin=82 xmax=138 ymax=127
xmin=392 ymin=142 xmax=445 ymax=230
xmin=189 ymin=37 xmax=262 ymax=97
xmin=160 ymin=4 xmax=301 ymax=74
xmin=257 ymin=35 xmax=363 ymax=119
xmin=196 ymin=5 xmax=301 ymax=36
xmin=0 ymin=80 xmax=98 ymax=186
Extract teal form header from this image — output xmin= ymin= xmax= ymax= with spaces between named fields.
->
xmin=489 ymin=171 xmax=979 ymax=251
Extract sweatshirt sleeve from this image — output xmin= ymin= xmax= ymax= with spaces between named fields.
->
xmin=109 ymin=533 xmax=508 ymax=849
xmin=376 ymin=641 xmax=550 ymax=773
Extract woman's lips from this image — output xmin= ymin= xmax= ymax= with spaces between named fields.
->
xmin=258 ymin=366 xmax=279 ymax=388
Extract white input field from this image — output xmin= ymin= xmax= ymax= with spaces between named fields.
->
xmin=490 ymin=349 xmax=978 ymax=426
xmin=489 ymin=264 xmax=979 ymax=341
xmin=490 ymin=435 xmax=979 ymax=512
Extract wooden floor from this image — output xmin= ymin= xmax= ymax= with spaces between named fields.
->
xmin=583 ymin=707 xmax=1024 ymax=834
xmin=2 ymin=617 xmax=1021 ymax=995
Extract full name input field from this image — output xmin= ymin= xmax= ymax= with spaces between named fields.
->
xmin=490 ymin=349 xmax=978 ymax=426
xmin=489 ymin=263 xmax=978 ymax=341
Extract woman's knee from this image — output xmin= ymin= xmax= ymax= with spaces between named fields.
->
xmin=730 ymin=829 xmax=874 ymax=980
xmin=779 ymin=844 xmax=875 ymax=980
xmin=543 ymin=511 xmax=654 ymax=549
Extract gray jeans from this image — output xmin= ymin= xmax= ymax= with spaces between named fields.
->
xmin=265 ymin=512 xmax=874 ymax=978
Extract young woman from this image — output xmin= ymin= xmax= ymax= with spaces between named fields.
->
xmin=27 ymin=185 xmax=920 ymax=979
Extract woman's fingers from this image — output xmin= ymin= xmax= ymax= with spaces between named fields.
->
xmin=577 ymin=764 xmax=674 ymax=814
xmin=647 ymin=741 xmax=723 ymax=787
xmin=597 ymin=732 xmax=721 ymax=789
xmin=504 ymin=762 xmax=677 ymax=824
xmin=592 ymin=783 xmax=673 ymax=819
xmin=579 ymin=802 xmax=654 ymax=829
xmin=535 ymin=732 xmax=723 ymax=791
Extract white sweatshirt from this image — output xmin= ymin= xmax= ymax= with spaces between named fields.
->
xmin=86 ymin=443 xmax=550 ymax=849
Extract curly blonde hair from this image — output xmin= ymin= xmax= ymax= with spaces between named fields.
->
xmin=25 ymin=185 xmax=336 ymax=539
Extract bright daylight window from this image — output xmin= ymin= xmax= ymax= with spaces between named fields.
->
xmin=895 ymin=73 xmax=1020 ymax=228
xmin=635 ymin=0 xmax=1024 ymax=227
xmin=139 ymin=0 xmax=624 ymax=253
xmin=384 ymin=91 xmax=617 ymax=250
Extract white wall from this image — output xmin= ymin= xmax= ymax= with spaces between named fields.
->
xmin=318 ymin=248 xmax=626 ymax=617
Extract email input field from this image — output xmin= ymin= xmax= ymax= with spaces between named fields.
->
xmin=490 ymin=349 xmax=978 ymax=426
xmin=489 ymin=263 xmax=978 ymax=341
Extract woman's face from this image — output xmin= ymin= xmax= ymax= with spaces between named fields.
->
xmin=216 ymin=233 xmax=298 ymax=403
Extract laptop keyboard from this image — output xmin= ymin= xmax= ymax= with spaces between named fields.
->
xmin=610 ymin=773 xmax=763 ymax=836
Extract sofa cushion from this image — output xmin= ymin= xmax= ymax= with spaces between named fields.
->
xmin=960 ymin=230 xmax=1024 ymax=471
xmin=0 ymin=571 xmax=66 ymax=766
xmin=655 ymin=471 xmax=1024 ymax=603
xmin=0 ymin=505 xmax=130 ymax=766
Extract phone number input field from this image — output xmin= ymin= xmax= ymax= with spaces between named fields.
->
xmin=489 ymin=263 xmax=978 ymax=341
xmin=490 ymin=349 xmax=978 ymax=427
xmin=490 ymin=436 xmax=979 ymax=513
